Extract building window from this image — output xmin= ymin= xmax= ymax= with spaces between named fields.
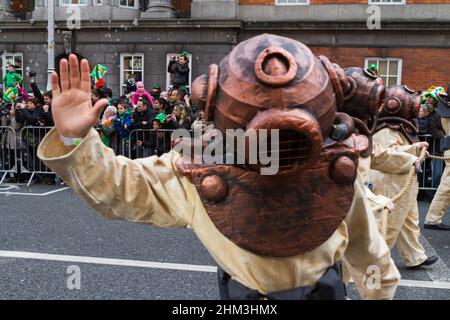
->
xmin=120 ymin=54 xmax=144 ymax=96
xmin=60 ymin=0 xmax=88 ymax=6
xmin=365 ymin=58 xmax=402 ymax=86
xmin=93 ymin=0 xmax=102 ymax=5
xmin=368 ymin=0 xmax=405 ymax=5
xmin=275 ymin=0 xmax=310 ymax=5
xmin=0 ymin=0 xmax=11 ymax=11
xmin=119 ymin=0 xmax=138 ymax=8
xmin=166 ymin=53 xmax=192 ymax=92
xmin=2 ymin=53 xmax=23 ymax=90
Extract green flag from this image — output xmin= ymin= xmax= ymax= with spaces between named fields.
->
xmin=90 ymin=64 xmax=109 ymax=87
xmin=3 ymin=87 xmax=18 ymax=103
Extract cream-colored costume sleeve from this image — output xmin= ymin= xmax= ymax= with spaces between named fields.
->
xmin=366 ymin=188 xmax=391 ymax=219
xmin=37 ymin=128 xmax=192 ymax=228
xmin=371 ymin=128 xmax=420 ymax=174
xmin=357 ymin=156 xmax=391 ymax=218
xmin=343 ymin=177 xmax=400 ymax=300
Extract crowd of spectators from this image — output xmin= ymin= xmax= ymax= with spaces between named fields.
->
xmin=1 ymin=56 xmax=448 ymax=187
xmin=0 ymin=52 xmax=199 ymax=184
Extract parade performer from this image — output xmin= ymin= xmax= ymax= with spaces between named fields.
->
xmin=370 ymin=85 xmax=438 ymax=268
xmin=424 ymin=92 xmax=450 ymax=230
xmin=340 ymin=66 xmax=395 ymax=295
xmin=38 ymin=34 xmax=399 ymax=300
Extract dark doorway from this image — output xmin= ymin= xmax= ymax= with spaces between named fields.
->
xmin=55 ymin=52 xmax=85 ymax=75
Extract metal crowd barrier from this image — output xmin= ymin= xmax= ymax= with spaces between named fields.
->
xmin=0 ymin=126 xmax=18 ymax=184
xmin=0 ymin=126 xmax=446 ymax=191
xmin=127 ymin=129 xmax=185 ymax=159
xmin=19 ymin=126 xmax=54 ymax=186
xmin=417 ymin=134 xmax=445 ymax=191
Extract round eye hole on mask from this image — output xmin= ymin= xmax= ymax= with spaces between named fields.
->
xmin=254 ymin=47 xmax=298 ymax=87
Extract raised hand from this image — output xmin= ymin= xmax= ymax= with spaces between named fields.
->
xmin=51 ymin=54 xmax=108 ymax=138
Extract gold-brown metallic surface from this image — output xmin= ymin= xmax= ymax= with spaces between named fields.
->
xmin=176 ymin=138 xmax=361 ymax=257
xmin=379 ymin=85 xmax=421 ymax=121
xmin=200 ymin=175 xmax=229 ymax=203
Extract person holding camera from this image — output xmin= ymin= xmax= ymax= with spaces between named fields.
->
xmin=167 ymin=53 xmax=190 ymax=89
xmin=0 ymin=100 xmax=24 ymax=182
xmin=125 ymin=73 xmax=137 ymax=95
xmin=27 ymin=68 xmax=54 ymax=126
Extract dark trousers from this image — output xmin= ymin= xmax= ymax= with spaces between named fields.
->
xmin=217 ymin=263 xmax=346 ymax=300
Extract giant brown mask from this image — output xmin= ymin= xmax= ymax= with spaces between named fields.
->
xmin=176 ymin=34 xmax=385 ymax=257
xmin=376 ymin=85 xmax=421 ymax=144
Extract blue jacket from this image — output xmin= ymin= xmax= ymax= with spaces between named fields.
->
xmin=114 ymin=112 xmax=132 ymax=139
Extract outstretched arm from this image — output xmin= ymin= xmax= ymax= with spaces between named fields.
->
xmin=38 ymin=54 xmax=194 ymax=228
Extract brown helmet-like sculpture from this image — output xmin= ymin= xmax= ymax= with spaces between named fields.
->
xmin=191 ymin=34 xmax=384 ymax=173
xmin=379 ymin=85 xmax=420 ymax=121
xmin=376 ymin=85 xmax=421 ymax=143
xmin=177 ymin=34 xmax=385 ymax=257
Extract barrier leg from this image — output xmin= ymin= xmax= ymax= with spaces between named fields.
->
xmin=27 ymin=172 xmax=35 ymax=187
xmin=0 ymin=172 xmax=7 ymax=185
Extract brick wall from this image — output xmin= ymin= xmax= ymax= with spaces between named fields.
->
xmin=173 ymin=0 xmax=192 ymax=18
xmin=309 ymin=47 xmax=450 ymax=90
xmin=239 ymin=1 xmax=450 ymax=4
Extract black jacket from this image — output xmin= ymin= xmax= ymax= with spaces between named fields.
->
xmin=42 ymin=107 xmax=54 ymax=126
xmin=30 ymin=82 xmax=45 ymax=106
xmin=131 ymin=108 xmax=155 ymax=131
xmin=16 ymin=107 xmax=45 ymax=126
xmin=142 ymin=131 xmax=171 ymax=156
xmin=168 ymin=61 xmax=190 ymax=87
xmin=429 ymin=112 xmax=445 ymax=140
xmin=414 ymin=116 xmax=431 ymax=135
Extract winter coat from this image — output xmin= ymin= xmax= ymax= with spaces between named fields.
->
xmin=114 ymin=112 xmax=132 ymax=140
xmin=131 ymin=91 xmax=154 ymax=106
xmin=168 ymin=61 xmax=190 ymax=87
xmin=3 ymin=72 xmax=22 ymax=89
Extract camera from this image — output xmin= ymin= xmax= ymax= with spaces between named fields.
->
xmin=26 ymin=66 xmax=36 ymax=77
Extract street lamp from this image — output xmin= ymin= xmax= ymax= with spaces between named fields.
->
xmin=47 ymin=0 xmax=55 ymax=91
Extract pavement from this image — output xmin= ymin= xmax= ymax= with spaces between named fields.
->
xmin=0 ymin=184 xmax=449 ymax=300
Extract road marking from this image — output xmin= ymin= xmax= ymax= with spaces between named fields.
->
xmin=0 ymin=250 xmax=217 ymax=273
xmin=0 ymin=186 xmax=18 ymax=191
xmin=419 ymin=234 xmax=450 ymax=282
xmin=0 ymin=187 xmax=70 ymax=197
xmin=349 ymin=278 xmax=450 ymax=290
xmin=0 ymin=250 xmax=449 ymax=290
xmin=398 ymin=279 xmax=450 ymax=290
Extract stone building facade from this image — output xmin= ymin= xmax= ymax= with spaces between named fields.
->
xmin=0 ymin=0 xmax=449 ymax=95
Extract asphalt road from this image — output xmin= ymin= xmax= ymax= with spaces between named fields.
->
xmin=0 ymin=184 xmax=449 ymax=300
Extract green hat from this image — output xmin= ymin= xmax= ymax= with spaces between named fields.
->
xmin=154 ymin=113 xmax=167 ymax=124
xmin=152 ymin=84 xmax=160 ymax=89
xmin=180 ymin=50 xmax=189 ymax=59
xmin=368 ymin=64 xmax=379 ymax=76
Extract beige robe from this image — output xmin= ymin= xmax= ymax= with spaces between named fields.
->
xmin=342 ymin=153 xmax=391 ymax=293
xmin=370 ymin=127 xmax=428 ymax=267
xmin=37 ymin=127 xmax=400 ymax=299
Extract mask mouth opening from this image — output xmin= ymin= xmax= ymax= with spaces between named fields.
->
xmin=245 ymin=108 xmax=323 ymax=174
xmin=260 ymin=130 xmax=313 ymax=170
